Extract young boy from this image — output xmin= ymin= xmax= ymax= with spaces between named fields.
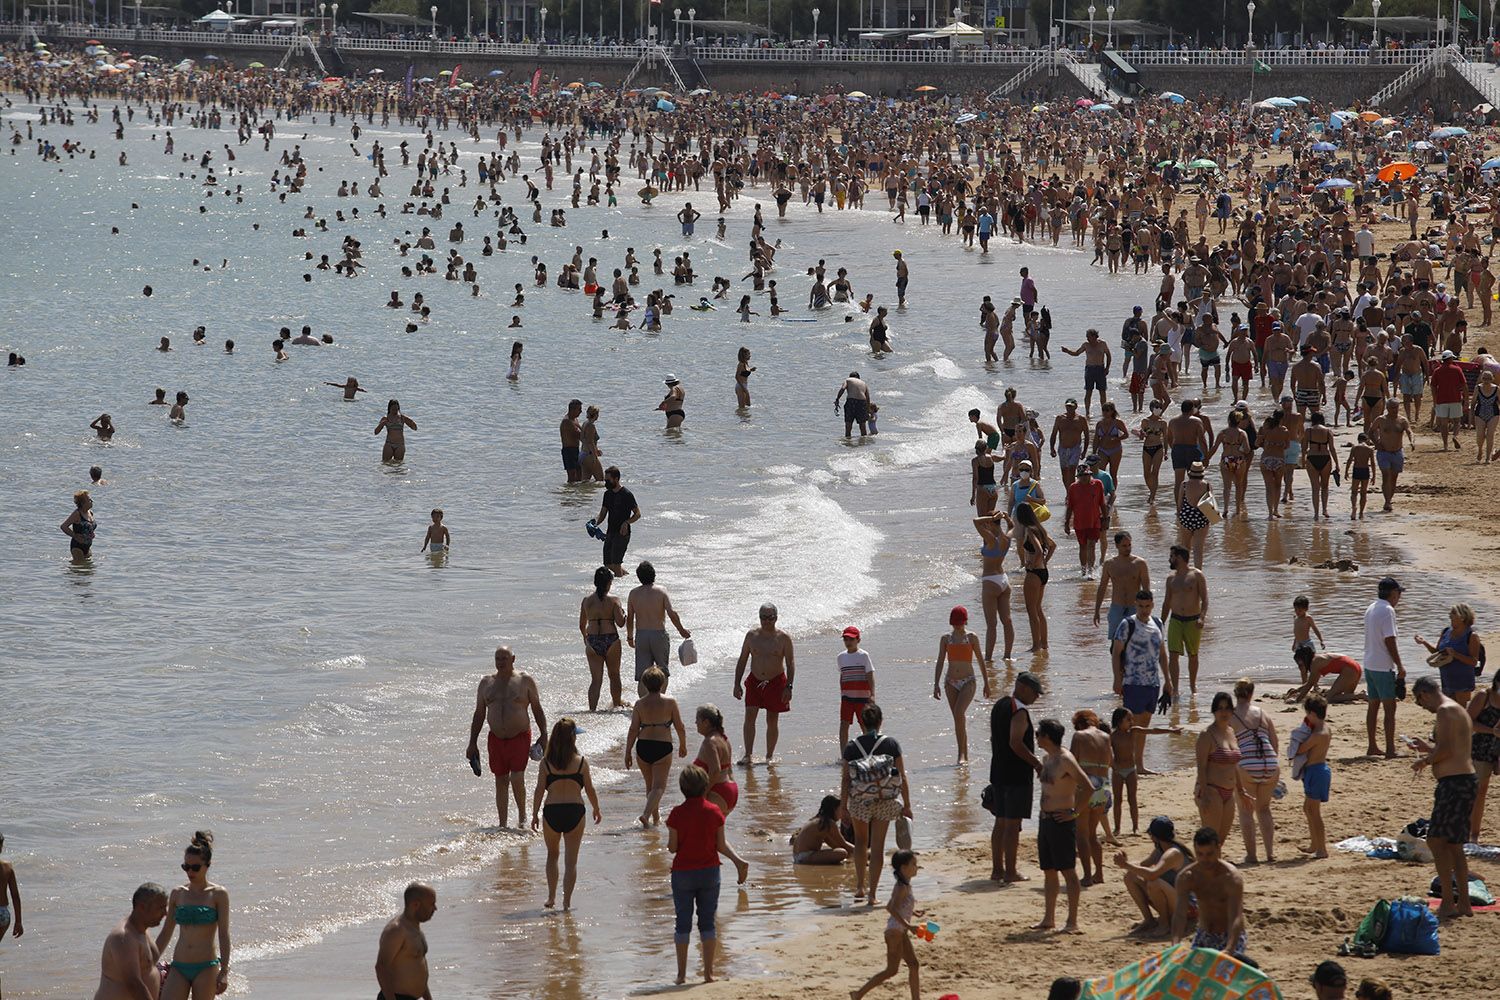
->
xmin=1333 ymin=368 xmax=1354 ymax=427
xmin=1298 ymin=694 xmax=1333 ymax=859
xmin=1291 ymin=596 xmax=1326 ymax=680
xmin=837 ymin=627 xmax=875 ymax=749
xmin=421 ymin=509 xmax=449 ymax=553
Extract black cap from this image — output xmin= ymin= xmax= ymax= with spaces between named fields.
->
xmin=1378 ymin=576 xmax=1404 ymax=596
xmin=1310 ymin=960 xmax=1347 ymax=987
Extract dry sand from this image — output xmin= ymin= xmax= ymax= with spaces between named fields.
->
xmin=686 ymin=698 xmax=1498 ymax=1000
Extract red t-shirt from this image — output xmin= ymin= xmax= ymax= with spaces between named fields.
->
xmin=1066 ymin=478 xmax=1105 ymax=529
xmin=1430 ymin=363 xmax=1467 ymax=405
xmin=667 ymin=797 xmax=724 ymax=871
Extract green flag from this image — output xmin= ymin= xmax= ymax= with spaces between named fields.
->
xmin=1255 ymin=60 xmax=1272 ymax=74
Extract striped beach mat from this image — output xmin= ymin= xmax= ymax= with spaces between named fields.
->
xmin=1081 ymin=943 xmax=1283 ymax=1000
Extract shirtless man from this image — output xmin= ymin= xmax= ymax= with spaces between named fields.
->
xmin=1160 ymin=546 xmax=1208 ymax=695
xmin=560 ymin=398 xmax=584 ymax=483
xmin=969 ymin=407 xmax=1002 ymax=452
xmin=1372 ymin=400 xmax=1414 ymax=512
xmin=466 ymin=647 xmax=548 ymax=827
xmin=1171 ymin=827 xmax=1247 ymax=955
xmin=1166 ymin=401 xmax=1209 ymax=506
xmin=1395 ymin=335 xmax=1430 ymax=424
xmin=1094 ymin=531 xmax=1150 ymax=640
xmin=626 ymin=560 xmax=691 ymax=693
xmin=893 ymin=250 xmax=909 ymax=308
xmin=1033 ymin=718 xmax=1088 ymax=932
xmin=834 ymin=372 xmax=872 ymax=437
xmin=1050 ymin=400 xmax=1091 ymax=488
xmin=375 ymin=883 xmax=437 ymax=1000
xmin=1061 ymin=329 xmax=1113 ymax=418
xmin=93 ymin=883 xmax=168 ymax=1000
xmin=732 ymin=603 xmax=796 ymax=763
xmin=1411 ymin=676 xmax=1478 ymax=920
xmin=1262 ymin=321 xmax=1295 ymax=400
xmin=0 ymin=830 xmax=20 ymax=948
xmin=1289 ymin=347 xmax=1326 ymax=414
xmin=1225 ymin=326 xmax=1256 ymax=402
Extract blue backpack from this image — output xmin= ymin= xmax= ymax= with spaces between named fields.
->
xmin=1382 ymin=897 xmax=1440 ymax=955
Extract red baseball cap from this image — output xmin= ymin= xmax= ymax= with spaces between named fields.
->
xmin=842 ymin=626 xmax=861 ymax=640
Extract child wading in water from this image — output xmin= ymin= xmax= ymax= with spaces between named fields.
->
xmin=851 ymin=849 xmax=922 ymax=1000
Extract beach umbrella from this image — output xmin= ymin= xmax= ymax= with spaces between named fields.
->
xmin=782 ymin=94 xmax=798 ymax=101
xmin=460 ymin=82 xmax=474 ymax=89
xmin=248 ymin=62 xmax=265 ymax=69
xmin=202 ymin=54 xmax=221 ymax=61
xmin=1378 ymin=161 xmax=1418 ymax=182
xmin=1359 ymin=110 xmax=1381 ymax=121
xmin=1031 ymin=104 xmax=1049 ymax=112
xmin=689 ymin=87 xmax=711 ymax=95
xmin=1075 ymin=97 xmax=1094 ymax=108
xmin=556 ymin=90 xmax=577 ymax=98
xmin=1266 ymin=96 xmax=1298 ymax=108
xmin=1411 ymin=140 xmax=1435 ymax=150
xmin=1316 ymin=178 xmax=1355 ymax=189
xmin=1188 ymin=158 xmax=1219 ymax=170
xmin=438 ymin=69 xmax=452 ymax=76
xmin=1311 ymin=141 xmax=1337 ymax=152
xmin=1477 ymin=103 xmax=1496 ymax=114
xmin=367 ymin=68 xmax=385 ymax=75
xmin=1161 ymin=92 xmax=1186 ymax=104
xmin=86 ymin=38 xmax=102 ymax=45
xmin=915 ymin=85 xmax=938 ymax=92
xmin=954 ymin=112 xmax=978 ymax=124
xmin=1482 ymin=157 xmax=1500 ymax=169
xmin=656 ymin=98 xmax=676 ymax=111
xmin=1081 ymin=943 xmax=1281 ymax=1000
xmin=418 ymin=77 xmax=434 ymax=83
xmin=1290 ymin=95 xmax=1311 ymax=104
xmin=847 ymin=90 xmax=868 ymax=98
xmin=565 ymin=81 xmax=583 ymax=89
xmin=1090 ymin=103 xmax=1116 ymax=113
xmin=488 ymin=68 xmax=505 ymax=76
xmin=1431 ymin=126 xmax=1469 ymax=138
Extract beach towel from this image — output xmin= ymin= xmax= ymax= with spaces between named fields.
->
xmin=1286 ymin=721 xmax=1312 ymax=780
xmin=1081 ymin=943 xmax=1284 ymax=1000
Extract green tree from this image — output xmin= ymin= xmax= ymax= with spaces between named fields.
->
xmin=370 ymin=0 xmax=418 ymax=14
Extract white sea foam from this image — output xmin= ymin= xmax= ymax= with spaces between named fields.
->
xmin=826 ymin=384 xmax=994 ymax=485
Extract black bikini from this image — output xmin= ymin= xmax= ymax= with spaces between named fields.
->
xmin=542 ymin=761 xmax=587 ymax=834
xmin=635 ymin=720 xmax=674 ymax=765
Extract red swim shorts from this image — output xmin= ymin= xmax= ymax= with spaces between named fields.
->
xmin=1232 ymin=361 xmax=1254 ymax=380
xmin=1130 ymin=373 xmax=1147 ymax=396
xmin=1075 ymin=522 xmax=1102 ymax=545
xmin=745 ymin=672 xmax=790 ymax=713
xmin=840 ymin=697 xmax=869 ymax=725
xmin=487 ymin=729 xmax=532 ymax=775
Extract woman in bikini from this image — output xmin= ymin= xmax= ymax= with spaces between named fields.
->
xmin=1070 ymin=711 xmax=1116 ymax=886
xmin=1229 ymin=679 xmax=1280 ymax=865
xmin=1094 ymin=402 xmax=1129 ymax=484
xmin=972 ymin=512 xmax=1016 ymax=664
xmin=156 ymin=831 xmax=231 ymax=1000
xmin=1137 ymin=401 xmax=1168 ymax=504
xmin=971 ymin=440 xmax=999 ymax=516
xmin=531 ymin=718 xmax=602 ymax=910
xmin=580 ymin=405 xmax=605 ymax=483
xmin=659 ymin=376 xmax=686 ymax=430
xmin=1301 ymin=411 xmax=1336 ymax=519
xmin=1473 ymin=370 xmax=1499 ymax=463
xmin=931 ymin=605 xmax=992 ymax=765
xmin=373 ymin=399 xmax=416 ymax=463
xmin=692 ymin=705 xmax=738 ymax=818
xmin=1209 ymin=410 xmax=1252 ymax=519
xmin=1466 ymin=672 xmax=1500 ymax=841
xmin=1194 ymin=693 xmax=1242 ymax=846
xmin=1345 ymin=432 xmax=1375 ymax=519
xmin=734 ymin=347 xmax=755 ymax=408
xmin=625 ymin=667 xmax=686 ymax=826
xmin=1011 ymin=501 xmax=1056 ymax=653
xmin=579 ymin=567 xmax=626 ymax=711
xmin=1176 ymin=463 xmax=1213 ymax=569
xmin=1257 ymin=410 xmax=1291 ymax=519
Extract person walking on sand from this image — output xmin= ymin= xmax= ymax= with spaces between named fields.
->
xmin=1172 ymin=827 xmax=1247 ymax=955
xmin=1070 ymin=711 xmax=1115 ymax=887
xmin=850 ymin=850 xmax=922 ymax=1000
xmin=1161 ymin=545 xmax=1208 ymax=695
xmin=155 ymin=831 xmax=231 ymax=1000
xmin=625 ymin=667 xmax=688 ymax=826
xmin=1411 ymin=675 xmax=1479 ymax=920
xmin=990 ymin=672 xmax=1043 ymax=883
xmin=732 ymin=603 xmax=796 ymax=763
xmin=580 ymin=567 xmax=627 ymax=711
xmin=932 ymin=606 xmax=991 ymax=765
xmin=1033 ymin=718 xmax=1087 ymax=933
xmin=627 ymin=560 xmax=691 ymax=694
xmin=1112 ymin=589 xmax=1172 ymax=777
xmin=92 ymin=883 xmax=168 ymax=1000
xmin=531 ymin=718 xmax=603 ymax=911
xmin=840 ymin=703 xmax=913 ymax=906
xmin=838 ymin=626 xmax=877 ymax=750
xmin=1362 ymin=577 xmax=1407 ymax=758
xmin=668 ymin=764 xmax=750 ymax=985
xmin=375 ymin=883 xmax=436 ymax=1000
xmin=1095 ymin=531 xmax=1150 ymax=643
xmin=466 ymin=646 xmax=548 ymax=828
xmin=373 ymin=399 xmax=416 ymax=463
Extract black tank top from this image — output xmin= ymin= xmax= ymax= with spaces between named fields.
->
xmin=990 ymin=697 xmax=1034 ymax=786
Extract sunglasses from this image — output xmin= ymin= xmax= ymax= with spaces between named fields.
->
xmin=182 ymin=863 xmax=204 ymax=873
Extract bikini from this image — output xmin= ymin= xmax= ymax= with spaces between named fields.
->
xmin=542 ymin=760 xmax=588 ymax=834
xmin=635 ymin=719 xmax=674 ymax=765
xmin=1205 ymin=743 xmax=1242 ymax=801
xmin=169 ymin=905 xmax=220 ymax=984
xmin=1022 ymin=533 xmax=1049 ymax=585
xmin=945 ymin=638 xmax=977 ymax=695
xmin=980 ymin=538 xmax=1011 ymax=592
xmin=694 ymin=739 xmax=739 ymax=813
xmin=585 ymin=612 xmax=619 ymax=656
xmin=1306 ymin=430 xmax=1333 ymax=472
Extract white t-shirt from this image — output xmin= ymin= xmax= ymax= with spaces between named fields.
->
xmin=1363 ymin=598 xmax=1398 ymax=673
xmin=1352 ymin=292 xmax=1378 ymax=322
xmin=1295 ymin=311 xmax=1324 ymax=348
xmin=1355 ymin=229 xmax=1376 ymax=257
xmin=837 ymin=650 xmax=874 ymax=699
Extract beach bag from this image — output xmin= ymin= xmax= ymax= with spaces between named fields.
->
xmin=1429 ymin=875 xmax=1495 ymax=907
xmin=1352 ymin=898 xmax=1391 ymax=950
xmin=1196 ymin=490 xmax=1223 ymax=526
xmin=1396 ymin=828 xmax=1434 ymax=863
xmin=678 ymin=638 xmax=698 ymax=667
xmin=1382 ymin=897 xmax=1440 ymax=955
xmin=1029 ymin=499 xmax=1052 ymax=522
xmin=849 ymin=735 xmax=901 ymax=805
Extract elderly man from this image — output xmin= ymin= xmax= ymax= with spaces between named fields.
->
xmin=93 ymin=884 xmax=169 ymax=1000
xmin=376 ymin=883 xmax=438 ymax=1000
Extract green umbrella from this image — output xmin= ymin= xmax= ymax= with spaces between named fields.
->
xmin=247 ymin=62 xmax=265 ymax=69
xmin=1188 ymin=158 xmax=1220 ymax=170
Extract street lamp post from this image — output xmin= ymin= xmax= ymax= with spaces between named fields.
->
xmin=689 ymin=7 xmax=695 ymax=43
xmin=539 ymin=4 xmax=547 ymax=42
xmin=430 ymin=3 xmax=437 ymax=39
xmin=331 ymin=2 xmax=338 ymax=35
xmin=811 ymin=6 xmax=819 ymax=43
xmin=1246 ymin=1 xmax=1255 ymax=117
xmin=674 ymin=6 xmax=680 ymax=42
xmin=1105 ymin=4 xmax=1113 ymax=48
xmin=1087 ymin=4 xmax=1094 ymax=47
xmin=1372 ymin=0 xmax=1380 ymax=52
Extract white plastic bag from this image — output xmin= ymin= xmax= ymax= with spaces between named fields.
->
xmin=678 ymin=638 xmax=698 ymax=667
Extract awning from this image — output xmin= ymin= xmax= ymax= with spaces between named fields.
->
xmin=1340 ymin=15 xmax=1473 ymax=33
xmin=354 ymin=11 xmax=437 ymax=28
xmin=1056 ymin=18 xmax=1173 ymax=37
xmin=683 ymin=19 xmax=771 ymax=37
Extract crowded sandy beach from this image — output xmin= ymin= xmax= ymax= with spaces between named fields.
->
xmin=5 ymin=30 xmax=1500 ymax=1000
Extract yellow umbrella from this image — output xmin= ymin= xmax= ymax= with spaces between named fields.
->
xmin=438 ymin=69 xmax=452 ymax=76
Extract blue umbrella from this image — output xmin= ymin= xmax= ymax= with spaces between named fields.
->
xmin=418 ymin=77 xmax=434 ymax=83
xmin=1316 ymin=178 xmax=1354 ymax=189
xmin=488 ymin=68 xmax=505 ymax=76
xmin=1266 ymin=96 xmax=1298 ymax=109
xmin=1090 ymin=103 xmax=1116 ymax=113
xmin=1431 ymin=126 xmax=1469 ymax=138
xmin=1290 ymin=95 xmax=1311 ymax=104
xmin=1482 ymin=158 xmax=1500 ymax=169
xmin=1159 ymin=91 xmax=1185 ymax=103
xmin=1311 ymin=141 xmax=1337 ymax=152
xmin=656 ymin=98 xmax=676 ymax=111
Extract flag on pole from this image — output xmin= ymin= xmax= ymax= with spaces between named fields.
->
xmin=530 ymin=67 xmax=542 ymax=97
xmin=451 ymin=63 xmax=462 ymax=86
xmin=404 ymin=63 xmax=414 ymax=100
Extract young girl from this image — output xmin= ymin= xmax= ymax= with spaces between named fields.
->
xmin=737 ymin=295 xmax=758 ymax=323
xmin=1108 ymin=708 xmax=1181 ymax=836
xmin=851 ymin=850 xmax=922 ymax=1000
xmin=507 ymin=341 xmax=523 ymax=381
xmin=1344 ymin=433 xmax=1375 ymax=520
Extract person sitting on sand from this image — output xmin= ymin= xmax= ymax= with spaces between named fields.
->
xmin=1171 ymin=826 xmax=1247 ymax=955
xmin=1112 ymin=815 xmax=1190 ymax=936
xmin=790 ymin=795 xmax=852 ymax=865
xmin=1287 ymin=648 xmax=1366 ymax=704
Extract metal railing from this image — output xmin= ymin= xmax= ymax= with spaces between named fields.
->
xmin=988 ymin=49 xmax=1048 ymax=100
xmin=1452 ymin=50 xmax=1500 ymax=109
xmin=1368 ymin=44 xmax=1455 ymax=107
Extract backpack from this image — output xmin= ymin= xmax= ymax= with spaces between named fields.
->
xmin=1382 ymin=896 xmax=1440 ymax=955
xmin=1352 ymin=898 xmax=1391 ymax=950
xmin=849 ymin=735 xmax=901 ymax=804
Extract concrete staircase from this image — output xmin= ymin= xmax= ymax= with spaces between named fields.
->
xmin=987 ymin=50 xmax=1048 ymax=100
xmin=1453 ymin=55 xmax=1500 ymax=108
xmin=1368 ymin=44 xmax=1457 ymax=107
xmin=1058 ymin=49 xmax=1125 ymax=104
